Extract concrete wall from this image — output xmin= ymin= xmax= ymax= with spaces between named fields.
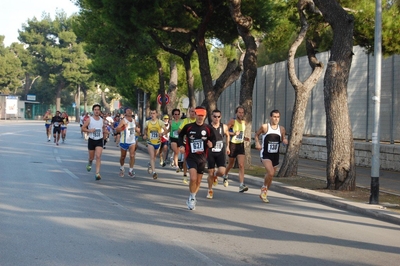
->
xmin=287 ymin=137 xmax=400 ymax=172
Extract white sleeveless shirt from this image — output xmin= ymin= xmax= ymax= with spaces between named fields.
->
xmin=88 ymin=116 xmax=104 ymax=140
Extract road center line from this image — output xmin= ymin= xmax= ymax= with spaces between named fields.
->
xmin=64 ymin=168 xmax=79 ymax=179
xmin=173 ymin=239 xmax=223 ymax=266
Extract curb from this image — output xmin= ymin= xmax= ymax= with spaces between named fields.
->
xmin=136 ymin=142 xmax=400 ymax=226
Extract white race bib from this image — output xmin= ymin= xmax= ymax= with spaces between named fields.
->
xmin=94 ymin=128 xmax=101 ymax=138
xmin=235 ymin=131 xmax=244 ymax=141
xmin=172 ymin=130 xmax=178 ymax=138
xmin=190 ymin=139 xmax=204 ymax=153
xmin=268 ymin=142 xmax=279 ymax=153
xmin=150 ymin=131 xmax=159 ymax=140
xmin=212 ymin=140 xmax=223 ymax=152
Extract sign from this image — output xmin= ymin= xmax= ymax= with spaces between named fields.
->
xmin=6 ymin=96 xmax=18 ymax=115
xmin=26 ymin=94 xmax=36 ymax=101
xmin=157 ymin=94 xmax=170 ymax=105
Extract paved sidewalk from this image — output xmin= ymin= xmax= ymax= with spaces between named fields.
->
xmin=137 ymin=142 xmax=400 ymax=225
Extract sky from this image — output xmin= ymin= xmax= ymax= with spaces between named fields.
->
xmin=0 ymin=0 xmax=80 ymax=47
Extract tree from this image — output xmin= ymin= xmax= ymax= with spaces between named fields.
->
xmin=0 ymin=36 xmax=24 ymax=94
xmin=313 ymin=0 xmax=356 ymax=190
xmin=277 ymin=0 xmax=324 ymax=177
xmin=18 ymin=12 xmax=88 ymax=110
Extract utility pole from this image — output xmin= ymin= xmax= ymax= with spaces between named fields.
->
xmin=370 ymin=0 xmax=382 ymax=204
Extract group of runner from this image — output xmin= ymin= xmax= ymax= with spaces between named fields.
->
xmin=43 ymin=109 xmax=69 ymax=145
xmin=51 ymin=103 xmax=288 ymax=210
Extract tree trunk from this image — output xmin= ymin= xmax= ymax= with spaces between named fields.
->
xmin=155 ymin=58 xmax=166 ymax=114
xmin=183 ymin=53 xmax=196 ymax=108
xmin=278 ymin=0 xmax=324 ymax=177
xmin=313 ymin=0 xmax=356 ymax=190
xmin=55 ymin=80 xmax=64 ymax=111
xmin=229 ymin=0 xmax=257 ymax=168
xmin=166 ymin=60 xmax=178 ymax=115
xmin=75 ymin=84 xmax=81 ymax=122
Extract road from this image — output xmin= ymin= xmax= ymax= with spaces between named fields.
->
xmin=1 ymin=121 xmax=399 ymax=266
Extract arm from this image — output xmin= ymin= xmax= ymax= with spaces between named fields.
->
xmin=254 ymin=124 xmax=267 ymax=151
xmin=82 ymin=118 xmax=94 ymax=133
xmin=281 ymin=126 xmax=288 ymax=145
xmin=223 ymin=124 xmax=231 ymax=155
xmin=115 ymin=119 xmax=126 ymax=133
xmin=142 ymin=121 xmax=148 ymax=140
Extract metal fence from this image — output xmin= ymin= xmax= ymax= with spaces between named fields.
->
xmin=195 ymin=46 xmax=400 ymax=143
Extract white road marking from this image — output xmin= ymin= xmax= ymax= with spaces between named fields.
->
xmin=173 ymin=239 xmax=223 ymax=266
xmin=64 ymin=168 xmax=79 ymax=179
xmin=93 ymin=190 xmax=128 ymax=211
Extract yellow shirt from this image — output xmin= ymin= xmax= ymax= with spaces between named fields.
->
xmin=146 ymin=119 xmax=165 ymax=145
xmin=179 ymin=117 xmax=196 ymax=130
xmin=230 ymin=119 xmax=245 ymax=144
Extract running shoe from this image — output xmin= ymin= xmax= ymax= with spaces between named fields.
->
xmin=47 ymin=139 xmax=51 ymax=142
xmin=147 ymin=163 xmax=152 ymax=174
xmin=223 ymin=176 xmax=229 ymax=187
xmin=186 ymin=197 xmax=196 ymax=210
xmin=86 ymin=163 xmax=92 ymax=172
xmin=119 ymin=168 xmax=125 ymax=177
xmin=206 ymin=189 xmax=213 ymax=199
xmin=152 ymin=172 xmax=158 ymax=180
xmin=128 ymin=170 xmax=135 ymax=178
xmin=239 ymin=184 xmax=249 ymax=193
xmin=160 ymin=160 xmax=163 ymax=166
xmin=183 ymin=174 xmax=188 ymax=184
xmin=260 ymin=187 xmax=269 ymax=203
xmin=176 ymin=166 xmax=180 ymax=173
xmin=162 ymin=162 xmax=166 ymax=167
xmin=213 ymin=176 xmax=218 ymax=186
xmin=56 ymin=142 xmax=59 ymax=146
xmin=95 ymin=173 xmax=101 ymax=180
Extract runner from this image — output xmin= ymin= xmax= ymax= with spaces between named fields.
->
xmin=206 ymin=109 xmax=230 ymax=199
xmin=81 ymin=104 xmax=108 ymax=180
xmin=43 ymin=109 xmax=53 ymax=142
xmin=115 ymin=107 xmax=141 ymax=178
xmin=159 ymin=114 xmax=170 ymax=167
xmin=51 ymin=111 xmax=64 ymax=146
xmin=169 ymin=108 xmax=182 ymax=172
xmin=255 ymin=109 xmax=288 ymax=203
xmin=142 ymin=109 xmax=168 ymax=179
xmin=60 ymin=111 xmax=69 ymax=143
xmin=224 ymin=106 xmax=251 ymax=192
xmin=178 ymin=106 xmax=216 ymax=210
xmin=178 ymin=107 xmax=196 ymax=184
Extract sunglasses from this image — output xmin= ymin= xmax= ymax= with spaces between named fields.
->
xmin=213 ymin=115 xmax=221 ymax=118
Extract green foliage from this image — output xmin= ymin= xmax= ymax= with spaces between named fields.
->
xmin=0 ymin=37 xmax=24 ymax=93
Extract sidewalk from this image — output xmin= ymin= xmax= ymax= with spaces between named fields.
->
xmin=137 ymin=142 xmax=400 ymax=225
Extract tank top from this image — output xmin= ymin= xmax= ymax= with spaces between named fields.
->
xmin=211 ymin=123 xmax=224 ymax=153
xmin=120 ymin=118 xmax=136 ymax=144
xmin=88 ymin=116 xmax=104 ymax=140
xmin=261 ymin=123 xmax=281 ymax=156
xmin=230 ymin=119 xmax=245 ymax=144
xmin=170 ymin=120 xmax=182 ymax=139
xmin=146 ymin=119 xmax=164 ymax=145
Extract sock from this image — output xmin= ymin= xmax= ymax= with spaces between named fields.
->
xmin=129 ymin=168 xmax=134 ymax=172
xmin=190 ymin=193 xmax=196 ymax=199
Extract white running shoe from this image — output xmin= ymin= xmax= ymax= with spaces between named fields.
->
xmin=186 ymin=197 xmax=196 ymax=210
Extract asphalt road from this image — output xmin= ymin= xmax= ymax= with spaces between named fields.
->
xmin=1 ymin=121 xmax=400 ymax=266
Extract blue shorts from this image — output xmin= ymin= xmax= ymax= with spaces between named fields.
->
xmin=120 ymin=143 xmax=135 ymax=151
xmin=147 ymin=142 xmax=160 ymax=150
xmin=45 ymin=124 xmax=51 ymax=129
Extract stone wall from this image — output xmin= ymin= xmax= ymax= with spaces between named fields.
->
xmin=287 ymin=137 xmax=400 ymax=172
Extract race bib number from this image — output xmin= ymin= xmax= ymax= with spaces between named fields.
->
xmin=172 ymin=130 xmax=178 ymax=138
xmin=268 ymin=142 xmax=279 ymax=153
xmin=236 ymin=131 xmax=244 ymax=141
xmin=150 ymin=131 xmax=159 ymax=140
xmin=54 ymin=122 xmax=59 ymax=127
xmin=212 ymin=140 xmax=223 ymax=152
xmin=94 ymin=129 xmax=101 ymax=138
xmin=190 ymin=139 xmax=204 ymax=153
xmin=128 ymin=127 xmax=135 ymax=136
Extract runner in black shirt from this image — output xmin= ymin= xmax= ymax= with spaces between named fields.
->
xmin=51 ymin=111 xmax=64 ymax=146
xmin=178 ymin=106 xmax=216 ymax=210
